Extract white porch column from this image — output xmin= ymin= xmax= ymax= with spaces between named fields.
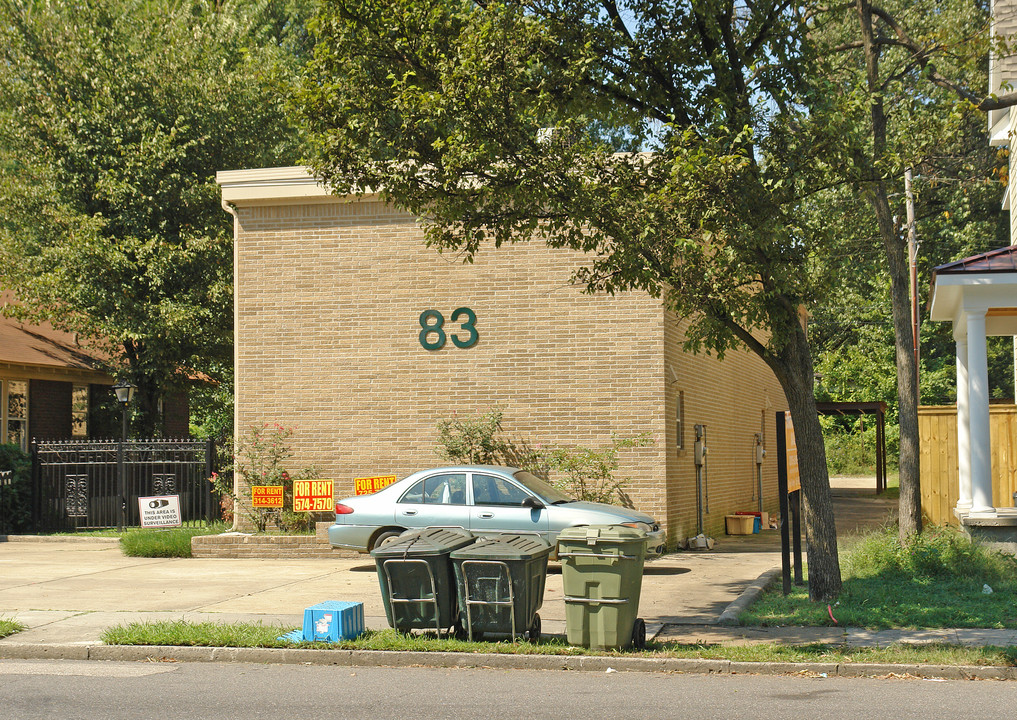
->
xmin=955 ymin=335 xmax=972 ymax=511
xmin=966 ymin=310 xmax=995 ymax=515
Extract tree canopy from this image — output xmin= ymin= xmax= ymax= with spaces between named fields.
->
xmin=808 ymin=0 xmax=1011 ymax=538
xmin=297 ymin=0 xmax=847 ymax=598
xmin=0 ymin=0 xmax=309 ymax=434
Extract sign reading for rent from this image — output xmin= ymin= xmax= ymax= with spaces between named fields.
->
xmin=354 ymin=475 xmax=397 ymax=495
xmin=251 ymin=485 xmax=284 ymax=508
xmin=293 ymin=479 xmax=334 ymax=512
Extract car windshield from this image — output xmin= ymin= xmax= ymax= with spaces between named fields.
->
xmin=513 ymin=470 xmax=574 ymax=504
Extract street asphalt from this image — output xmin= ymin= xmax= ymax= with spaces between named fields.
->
xmin=3 ymin=478 xmax=1017 ymax=679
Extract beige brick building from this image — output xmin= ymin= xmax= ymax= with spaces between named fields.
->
xmin=218 ymin=166 xmax=788 ymax=545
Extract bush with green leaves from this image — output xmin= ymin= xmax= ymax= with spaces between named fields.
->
xmin=0 ymin=443 xmax=32 ymax=533
xmin=435 ymin=409 xmax=651 ymax=504
xmin=229 ymin=423 xmax=320 ymax=533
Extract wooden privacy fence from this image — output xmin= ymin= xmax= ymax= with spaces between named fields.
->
xmin=919 ymin=405 xmax=1017 ymax=526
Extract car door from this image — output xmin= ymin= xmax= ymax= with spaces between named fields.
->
xmin=394 ymin=472 xmax=470 ymax=531
xmin=468 ymin=471 xmax=549 ymax=541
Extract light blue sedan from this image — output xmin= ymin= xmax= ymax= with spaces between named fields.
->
xmin=328 ymin=465 xmax=665 ymax=556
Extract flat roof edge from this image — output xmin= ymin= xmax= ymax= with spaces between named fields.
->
xmin=216 ymin=166 xmax=379 ymax=204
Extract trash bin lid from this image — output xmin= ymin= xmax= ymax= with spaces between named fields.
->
xmin=449 ymin=534 xmax=553 ymax=561
xmin=370 ymin=527 xmax=475 ymax=558
xmin=557 ymin=524 xmax=647 ymax=545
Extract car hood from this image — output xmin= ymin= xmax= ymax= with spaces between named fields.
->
xmin=553 ymin=501 xmax=657 ymax=525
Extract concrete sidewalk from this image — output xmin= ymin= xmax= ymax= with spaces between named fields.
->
xmin=4 ymin=482 xmax=1016 ymax=672
xmin=0 ymin=533 xmax=777 ymax=645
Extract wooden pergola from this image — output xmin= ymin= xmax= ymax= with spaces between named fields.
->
xmin=815 ymin=401 xmax=888 ymax=494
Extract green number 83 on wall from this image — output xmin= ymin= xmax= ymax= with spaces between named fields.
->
xmin=419 ymin=308 xmax=478 ymax=350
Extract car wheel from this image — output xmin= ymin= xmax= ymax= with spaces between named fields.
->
xmin=371 ymin=530 xmax=402 ymax=550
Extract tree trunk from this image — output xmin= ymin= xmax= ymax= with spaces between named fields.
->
xmin=869 ymin=187 xmax=923 ymax=540
xmin=856 ymin=0 xmax=922 ymax=540
xmin=764 ymin=322 xmax=843 ymax=601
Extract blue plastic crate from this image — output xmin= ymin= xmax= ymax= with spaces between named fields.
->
xmin=301 ymin=601 xmax=365 ymax=641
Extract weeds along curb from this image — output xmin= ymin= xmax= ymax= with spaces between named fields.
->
xmin=1 ymin=643 xmax=1015 ymax=680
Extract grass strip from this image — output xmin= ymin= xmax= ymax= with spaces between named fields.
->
xmin=100 ymin=621 xmax=1017 ymax=666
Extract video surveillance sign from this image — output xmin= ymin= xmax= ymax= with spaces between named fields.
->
xmin=138 ymin=495 xmax=182 ymax=528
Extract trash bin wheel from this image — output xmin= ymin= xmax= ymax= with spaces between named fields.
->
xmin=631 ymin=618 xmax=646 ymax=650
xmin=452 ymin=620 xmax=469 ymax=641
xmin=526 ymin=613 xmax=541 ymax=644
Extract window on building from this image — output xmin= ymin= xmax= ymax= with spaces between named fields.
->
xmin=72 ymin=384 xmax=89 ymax=437
xmin=6 ymin=379 xmax=28 ymax=451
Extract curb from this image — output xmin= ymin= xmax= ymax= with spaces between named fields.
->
xmin=1 ymin=642 xmax=1014 ymax=680
xmin=717 ymin=567 xmax=780 ymax=625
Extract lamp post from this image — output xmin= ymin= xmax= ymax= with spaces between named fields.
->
xmin=113 ymin=380 xmax=136 ymax=531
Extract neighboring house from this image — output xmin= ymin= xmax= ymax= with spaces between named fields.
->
xmin=916 ymin=1 xmax=1017 ymax=542
xmin=218 ymin=166 xmax=789 ymax=545
xmin=0 ymin=313 xmax=115 ymax=449
xmin=0 ymin=312 xmax=191 ymax=448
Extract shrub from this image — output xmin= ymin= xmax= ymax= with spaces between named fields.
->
xmin=229 ymin=423 xmax=319 ymax=533
xmin=435 ymin=409 xmax=651 ymax=504
xmin=0 ymin=443 xmax=33 ymax=533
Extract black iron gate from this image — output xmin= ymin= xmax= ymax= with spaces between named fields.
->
xmin=31 ymin=438 xmax=218 ymax=531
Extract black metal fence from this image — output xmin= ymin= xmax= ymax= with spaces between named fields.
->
xmin=31 ymin=438 xmax=218 ymax=531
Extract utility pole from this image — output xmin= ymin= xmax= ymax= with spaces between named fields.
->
xmin=905 ymin=169 xmax=919 ymax=395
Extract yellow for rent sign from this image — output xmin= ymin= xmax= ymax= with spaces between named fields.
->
xmin=293 ymin=479 xmax=334 ymax=512
xmin=354 ymin=475 xmax=397 ymax=495
xmin=251 ymin=485 xmax=284 ymax=508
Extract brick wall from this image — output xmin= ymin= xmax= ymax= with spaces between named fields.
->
xmin=665 ymin=315 xmax=786 ymax=541
xmin=29 ymin=379 xmax=72 ymax=440
xmin=191 ymin=523 xmax=360 ymax=559
xmin=231 ymin=193 xmax=787 ymax=545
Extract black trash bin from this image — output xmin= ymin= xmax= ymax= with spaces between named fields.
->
xmin=370 ymin=527 xmax=476 ymax=636
xmin=450 ymin=534 xmax=552 ymax=642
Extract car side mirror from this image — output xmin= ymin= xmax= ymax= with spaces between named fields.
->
xmin=522 ymin=497 xmax=545 ymax=510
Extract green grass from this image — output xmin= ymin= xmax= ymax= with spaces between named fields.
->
xmin=0 ymin=617 xmax=26 ymax=638
xmin=119 ymin=523 xmax=228 ymax=558
xmin=742 ymin=526 xmax=1017 ymax=629
xmin=100 ymin=621 xmax=1017 ymax=667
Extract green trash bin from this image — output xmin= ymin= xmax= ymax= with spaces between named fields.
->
xmin=370 ymin=527 xmax=476 ymax=635
xmin=450 ymin=534 xmax=552 ymax=642
xmin=557 ymin=524 xmax=648 ymax=650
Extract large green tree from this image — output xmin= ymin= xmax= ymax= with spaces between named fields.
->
xmin=297 ymin=0 xmax=848 ymax=598
xmin=813 ymin=0 xmax=1015 ymax=539
xmin=0 ymin=0 xmax=308 ymax=435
